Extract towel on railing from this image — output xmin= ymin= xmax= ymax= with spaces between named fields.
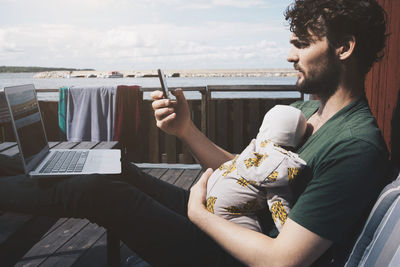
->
xmin=58 ymin=86 xmax=69 ymax=140
xmin=66 ymin=86 xmax=116 ymax=142
xmin=113 ymin=85 xmax=142 ymax=161
xmin=0 ymin=91 xmax=11 ymax=124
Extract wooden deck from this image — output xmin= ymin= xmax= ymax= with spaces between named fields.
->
xmin=0 ymin=165 xmax=202 ymax=267
xmin=0 ymin=141 xmax=203 ymax=266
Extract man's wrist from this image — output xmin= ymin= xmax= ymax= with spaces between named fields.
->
xmin=179 ymin=121 xmax=197 ymax=142
xmin=189 ymin=203 xmax=210 ymax=225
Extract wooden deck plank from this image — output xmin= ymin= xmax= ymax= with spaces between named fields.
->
xmin=41 ymin=218 xmax=69 ymax=239
xmin=0 ymin=142 xmax=16 ymax=152
xmin=140 ymin=168 xmax=152 ymax=173
xmin=159 ymin=169 xmax=184 ymax=184
xmin=147 ymin=168 xmax=168 ymax=178
xmin=73 ymin=142 xmax=99 ymax=149
xmin=52 ymin=142 xmax=80 ymax=149
xmin=174 ymin=169 xmax=202 ymax=190
xmin=93 ymin=141 xmax=119 ymax=149
xmin=0 ymin=144 xmax=19 ymax=157
xmin=48 ymin=141 xmax=61 ymax=148
xmin=15 ymin=218 xmax=90 ymax=267
xmin=39 ymin=222 xmax=106 ymax=267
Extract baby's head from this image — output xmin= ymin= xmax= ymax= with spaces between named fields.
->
xmin=259 ymin=105 xmax=307 ymax=149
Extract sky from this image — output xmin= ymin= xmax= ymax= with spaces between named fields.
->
xmin=0 ymin=0 xmax=294 ymax=70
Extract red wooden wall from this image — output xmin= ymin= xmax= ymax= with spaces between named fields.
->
xmin=365 ymin=0 xmax=400 ymax=157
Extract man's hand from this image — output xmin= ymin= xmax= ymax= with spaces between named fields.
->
xmin=188 ymin=168 xmax=213 ymax=222
xmin=152 ymin=88 xmax=234 ymax=170
xmin=151 ymin=88 xmax=192 ymax=138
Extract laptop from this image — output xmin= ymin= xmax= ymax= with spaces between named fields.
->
xmin=3 ymin=84 xmax=121 ymax=177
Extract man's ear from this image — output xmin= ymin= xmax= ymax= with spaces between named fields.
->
xmin=336 ymin=35 xmax=356 ymax=61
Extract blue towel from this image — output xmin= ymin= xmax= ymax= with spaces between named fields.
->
xmin=58 ymin=86 xmax=69 ymax=140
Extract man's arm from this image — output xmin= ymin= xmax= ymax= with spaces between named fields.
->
xmin=188 ymin=169 xmax=332 ymax=267
xmin=151 ymin=89 xmax=234 ymax=169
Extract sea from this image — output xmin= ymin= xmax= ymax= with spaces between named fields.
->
xmin=0 ymin=72 xmax=302 ymax=101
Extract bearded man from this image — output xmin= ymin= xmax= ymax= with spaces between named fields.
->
xmin=0 ymin=0 xmax=389 ymax=266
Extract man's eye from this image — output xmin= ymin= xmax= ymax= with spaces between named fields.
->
xmin=295 ymin=42 xmax=309 ymax=48
xmin=290 ymin=39 xmax=310 ymax=49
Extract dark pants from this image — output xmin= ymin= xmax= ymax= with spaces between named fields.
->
xmin=0 ymin=161 xmax=244 ymax=267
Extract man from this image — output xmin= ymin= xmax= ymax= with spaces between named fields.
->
xmin=153 ymin=0 xmax=388 ymax=265
xmin=0 ymin=0 xmax=389 ymax=266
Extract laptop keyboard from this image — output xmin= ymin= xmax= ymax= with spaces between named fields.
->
xmin=39 ymin=151 xmax=89 ymax=173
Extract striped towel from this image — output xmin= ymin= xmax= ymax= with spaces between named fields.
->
xmin=345 ymin=168 xmax=400 ymax=267
xmin=66 ymin=86 xmax=116 ymax=142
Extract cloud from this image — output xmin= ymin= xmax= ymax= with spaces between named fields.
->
xmin=211 ymin=0 xmax=268 ymax=8
xmin=120 ymin=0 xmax=271 ymax=9
xmin=0 ymin=28 xmax=24 ymax=54
xmin=2 ymin=0 xmax=270 ymax=10
xmin=0 ymin=22 xmax=290 ymax=69
xmin=160 ymin=0 xmax=272 ymax=9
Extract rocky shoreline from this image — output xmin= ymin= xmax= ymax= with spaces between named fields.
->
xmin=34 ymin=69 xmax=297 ymax=79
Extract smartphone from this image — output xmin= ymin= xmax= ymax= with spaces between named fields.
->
xmin=157 ymin=69 xmax=170 ymax=99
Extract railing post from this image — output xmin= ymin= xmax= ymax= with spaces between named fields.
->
xmin=147 ymin=102 xmax=160 ymax=163
xmin=233 ymin=100 xmax=244 ymax=153
xmin=206 ymin=86 xmax=216 ymax=142
xmin=200 ymin=88 xmax=207 ymax=135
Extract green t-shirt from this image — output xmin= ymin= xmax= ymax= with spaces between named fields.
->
xmin=289 ymin=97 xmax=389 ymax=265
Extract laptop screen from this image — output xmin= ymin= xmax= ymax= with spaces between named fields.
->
xmin=6 ymin=85 xmax=48 ymax=166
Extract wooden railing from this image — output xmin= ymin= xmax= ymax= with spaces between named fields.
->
xmin=1 ymin=85 xmax=303 ymax=164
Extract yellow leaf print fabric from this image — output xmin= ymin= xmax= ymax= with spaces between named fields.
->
xmin=288 ymin=167 xmax=299 ymax=181
xmin=270 ymin=201 xmax=288 ymax=226
xmin=205 ymin=136 xmax=307 ymax=233
xmin=244 ymin=152 xmax=268 ymax=168
xmin=267 ymin=171 xmax=278 ymax=182
xmin=260 ymin=139 xmax=271 ymax=148
xmin=224 ymin=199 xmax=261 ymax=215
xmin=218 ymin=155 xmax=238 ymax=176
xmin=206 ymin=196 xmax=217 ymax=214
xmin=225 ymin=205 xmax=243 ymax=215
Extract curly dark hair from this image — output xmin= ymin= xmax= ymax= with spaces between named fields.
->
xmin=285 ymin=0 xmax=387 ymax=75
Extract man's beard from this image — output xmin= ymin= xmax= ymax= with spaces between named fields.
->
xmin=296 ymin=52 xmax=340 ymax=100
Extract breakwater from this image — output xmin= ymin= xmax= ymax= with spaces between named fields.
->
xmin=34 ymin=69 xmax=297 ymax=79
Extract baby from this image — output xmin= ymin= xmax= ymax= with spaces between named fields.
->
xmin=206 ymin=105 xmax=307 ymax=232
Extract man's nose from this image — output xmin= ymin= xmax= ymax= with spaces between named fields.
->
xmin=287 ymin=47 xmax=299 ymax=63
